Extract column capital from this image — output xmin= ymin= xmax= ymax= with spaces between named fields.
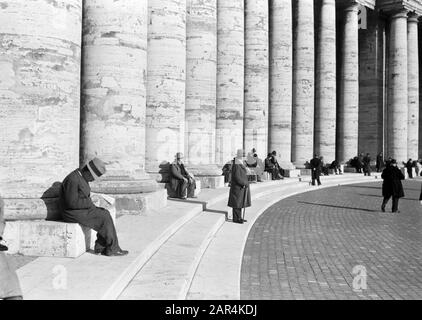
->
xmin=337 ymin=1 xmax=360 ymax=12
xmin=377 ymin=0 xmax=422 ymax=16
xmin=390 ymin=9 xmax=410 ymax=20
xmin=408 ymin=12 xmax=420 ymax=23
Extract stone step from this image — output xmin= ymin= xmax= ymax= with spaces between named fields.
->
xmin=118 ymin=211 xmax=225 ymax=300
xmin=16 ymin=200 xmax=204 ymax=299
xmin=186 ymin=175 xmax=380 ymax=300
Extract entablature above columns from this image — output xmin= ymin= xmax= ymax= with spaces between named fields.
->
xmin=337 ymin=0 xmax=376 ymax=10
xmin=376 ymin=0 xmax=422 ymax=16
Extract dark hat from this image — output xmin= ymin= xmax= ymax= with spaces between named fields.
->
xmin=87 ymin=157 xmax=106 ymax=179
xmin=390 ymin=159 xmax=397 ymax=164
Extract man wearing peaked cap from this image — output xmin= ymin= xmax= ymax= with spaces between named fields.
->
xmin=59 ymin=158 xmax=128 ymax=257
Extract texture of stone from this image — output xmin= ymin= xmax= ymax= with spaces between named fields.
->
xmin=358 ymin=10 xmax=385 ymax=156
xmin=407 ymin=13 xmax=419 ymax=160
xmin=215 ymin=0 xmax=244 ymax=165
xmin=269 ymin=0 xmax=293 ymax=166
xmin=244 ymin=0 xmax=269 ymax=159
xmin=146 ymin=0 xmax=186 ymax=172
xmin=314 ymin=0 xmax=336 ymax=163
xmin=337 ymin=3 xmax=359 ymax=163
xmin=0 ymin=0 xmax=82 ymax=198
xmin=80 ymin=0 xmax=148 ymax=179
xmin=387 ymin=10 xmax=409 ymax=163
xmin=185 ymin=0 xmax=217 ymax=166
xmin=292 ymin=0 xmax=315 ymax=167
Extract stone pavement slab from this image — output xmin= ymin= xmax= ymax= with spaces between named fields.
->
xmin=240 ymin=179 xmax=422 ymax=300
xmin=119 ymin=212 xmax=225 ymax=300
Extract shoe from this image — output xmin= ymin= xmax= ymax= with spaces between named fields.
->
xmin=105 ymin=249 xmax=129 ymax=257
xmin=392 ymin=210 xmax=400 ymax=214
xmin=381 ymin=206 xmax=385 ymax=212
xmin=0 ymin=243 xmax=8 ymax=251
xmin=241 ymin=219 xmax=248 ymax=223
xmin=94 ymin=248 xmax=104 ymax=255
xmin=189 ymin=196 xmax=198 ymax=199
xmin=233 ymin=220 xmax=243 ymax=224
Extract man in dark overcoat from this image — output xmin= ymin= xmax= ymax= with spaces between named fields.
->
xmin=168 ymin=152 xmax=196 ymax=199
xmin=405 ymin=159 xmax=414 ymax=178
xmin=1 ymin=198 xmax=23 ymax=300
xmin=363 ymin=153 xmax=371 ymax=176
xmin=381 ymin=159 xmax=405 ymax=213
xmin=60 ymin=158 xmax=128 ymax=256
xmin=310 ymin=154 xmax=322 ymax=186
xmin=228 ymin=149 xmax=251 ymax=224
xmin=376 ymin=152 xmax=384 ymax=172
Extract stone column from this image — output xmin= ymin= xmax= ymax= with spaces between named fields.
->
xmin=81 ymin=0 xmax=156 ymax=194
xmin=292 ymin=0 xmax=315 ymax=167
xmin=185 ymin=0 xmax=217 ymax=166
xmin=407 ymin=13 xmax=419 ymax=160
xmin=146 ymin=0 xmax=186 ymax=173
xmin=216 ymin=0 xmax=244 ymax=165
xmin=244 ymin=0 xmax=269 ymax=159
xmin=387 ymin=10 xmax=408 ymax=163
xmin=0 ymin=1 xmax=81 ymax=202
xmin=358 ymin=10 xmax=385 ymax=158
xmin=337 ymin=2 xmax=359 ymax=164
xmin=269 ymin=0 xmax=293 ymax=168
xmin=314 ymin=0 xmax=336 ymax=163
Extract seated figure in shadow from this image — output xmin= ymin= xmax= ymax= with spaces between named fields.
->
xmin=60 ymin=158 xmax=128 ymax=257
xmin=168 ymin=152 xmax=197 ymax=199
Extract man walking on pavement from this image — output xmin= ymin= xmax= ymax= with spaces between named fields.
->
xmin=310 ymin=154 xmax=322 ymax=186
xmin=381 ymin=159 xmax=405 ymax=213
xmin=60 ymin=158 xmax=128 ymax=257
xmin=228 ymin=149 xmax=251 ymax=224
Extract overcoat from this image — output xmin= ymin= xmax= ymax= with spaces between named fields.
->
xmin=228 ymin=159 xmax=251 ymax=209
xmin=310 ymin=157 xmax=322 ymax=175
xmin=168 ymin=162 xmax=193 ymax=197
xmin=60 ymin=169 xmax=106 ymax=230
xmin=381 ymin=166 xmax=405 ymax=198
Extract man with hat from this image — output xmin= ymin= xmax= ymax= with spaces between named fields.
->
xmin=168 ymin=152 xmax=197 ymax=199
xmin=228 ymin=149 xmax=251 ymax=224
xmin=381 ymin=159 xmax=405 ymax=213
xmin=60 ymin=158 xmax=128 ymax=256
xmin=1 ymin=198 xmax=23 ymax=299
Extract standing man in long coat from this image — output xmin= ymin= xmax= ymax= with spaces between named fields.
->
xmin=0 ymin=198 xmax=23 ymax=300
xmin=168 ymin=152 xmax=197 ymax=199
xmin=228 ymin=149 xmax=251 ymax=224
xmin=310 ymin=154 xmax=322 ymax=186
xmin=60 ymin=158 xmax=128 ymax=256
xmin=381 ymin=159 xmax=405 ymax=213
xmin=376 ymin=152 xmax=384 ymax=172
xmin=363 ymin=153 xmax=372 ymax=176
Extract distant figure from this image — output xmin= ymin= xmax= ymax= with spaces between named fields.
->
xmin=1 ymin=198 xmax=23 ymax=300
xmin=60 ymin=158 xmax=128 ymax=257
xmin=169 ymin=152 xmax=197 ymax=199
xmin=363 ymin=153 xmax=371 ymax=176
xmin=320 ymin=156 xmax=329 ymax=176
xmin=228 ymin=149 xmax=251 ymax=224
xmin=254 ymin=154 xmax=264 ymax=182
xmin=381 ymin=159 xmax=405 ymax=213
xmin=245 ymin=148 xmax=257 ymax=168
xmin=310 ymin=154 xmax=322 ymax=186
xmin=270 ymin=151 xmax=285 ymax=180
xmin=376 ymin=152 xmax=384 ymax=172
xmin=330 ymin=160 xmax=342 ymax=175
xmin=264 ymin=153 xmax=275 ymax=178
xmin=405 ymin=159 xmax=414 ymax=179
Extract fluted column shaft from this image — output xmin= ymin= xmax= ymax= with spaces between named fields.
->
xmin=269 ymin=0 xmax=293 ymax=167
xmin=81 ymin=0 xmax=148 ymax=179
xmin=185 ymin=0 xmax=217 ymax=166
xmin=216 ymin=0 xmax=244 ymax=164
xmin=146 ymin=0 xmax=186 ymax=172
xmin=337 ymin=3 xmax=359 ymax=164
xmin=315 ymin=0 xmax=336 ymax=163
xmin=0 ymin=0 xmax=81 ymax=198
xmin=408 ymin=13 xmax=419 ymax=160
xmin=387 ymin=10 xmax=408 ymax=163
xmin=292 ymin=0 xmax=315 ymax=167
xmin=244 ymin=0 xmax=269 ymax=159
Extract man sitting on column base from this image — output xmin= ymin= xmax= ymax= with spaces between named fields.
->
xmin=169 ymin=152 xmax=197 ymax=200
xmin=60 ymin=158 xmax=128 ymax=257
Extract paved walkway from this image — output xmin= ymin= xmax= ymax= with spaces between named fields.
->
xmin=241 ymin=179 xmax=422 ymax=300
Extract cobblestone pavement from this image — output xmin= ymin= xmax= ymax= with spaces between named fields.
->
xmin=241 ymin=179 xmax=422 ymax=300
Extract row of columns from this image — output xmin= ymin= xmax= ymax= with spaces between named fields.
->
xmin=0 ymin=0 xmax=421 ymax=199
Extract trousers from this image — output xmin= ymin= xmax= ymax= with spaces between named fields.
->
xmin=382 ymin=196 xmax=399 ymax=212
